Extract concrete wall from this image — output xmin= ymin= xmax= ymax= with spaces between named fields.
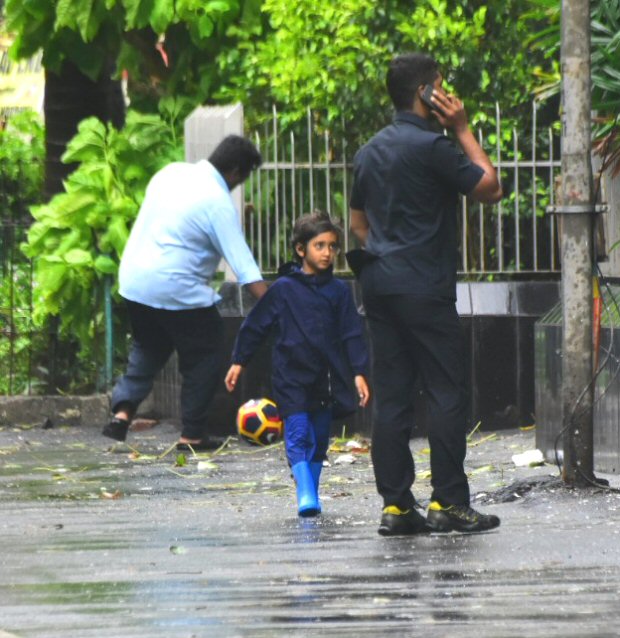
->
xmin=535 ymin=283 xmax=620 ymax=473
xmin=0 ymin=281 xmax=560 ymax=435
xmin=148 ymin=280 xmax=560 ymax=437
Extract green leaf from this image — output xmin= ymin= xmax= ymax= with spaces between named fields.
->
xmin=55 ymin=0 xmax=78 ymax=30
xmin=125 ymin=0 xmax=156 ymax=28
xmin=63 ymin=249 xmax=93 ymax=266
xmin=205 ymin=0 xmax=232 ymax=13
xmin=76 ymin=0 xmax=104 ymax=42
xmin=52 ymin=192 xmax=100 ymax=222
xmin=197 ymin=14 xmax=215 ymax=39
xmin=36 ymin=260 xmax=68 ymax=295
xmin=94 ymin=255 xmax=118 ymax=274
xmin=150 ymin=0 xmax=176 ymax=33
xmin=62 ymin=118 xmax=108 ymax=164
xmin=169 ymin=544 xmax=187 ymax=554
xmin=101 ymin=217 xmax=130 ymax=255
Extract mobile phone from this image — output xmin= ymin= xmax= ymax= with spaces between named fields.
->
xmin=421 ymin=84 xmax=444 ymax=115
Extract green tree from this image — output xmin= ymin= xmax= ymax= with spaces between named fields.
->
xmin=3 ymin=0 xmax=556 ymax=390
xmin=3 ymin=0 xmax=263 ymax=391
xmin=20 ymin=106 xmax=184 ymax=384
xmin=217 ymin=0 xmax=550 ymax=144
xmin=4 ymin=0 xmax=263 ymax=197
xmin=0 ymin=110 xmax=44 ymax=219
xmin=524 ymin=0 xmax=620 ymax=174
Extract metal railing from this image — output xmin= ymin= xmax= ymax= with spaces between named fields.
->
xmin=2 ymin=101 xmax=561 ymax=396
xmin=245 ymin=102 xmax=561 ymax=275
xmin=0 ymin=218 xmax=36 ymax=395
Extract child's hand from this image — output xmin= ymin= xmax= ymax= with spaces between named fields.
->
xmin=225 ymin=364 xmax=244 ymax=392
xmin=355 ymin=375 xmax=370 ymax=407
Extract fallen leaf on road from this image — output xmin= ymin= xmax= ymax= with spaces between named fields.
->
xmin=197 ymin=460 xmax=218 ymax=471
xmin=100 ymin=489 xmax=122 ymax=499
xmin=469 ymin=464 xmax=495 ymax=475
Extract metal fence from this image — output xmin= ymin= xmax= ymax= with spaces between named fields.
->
xmin=0 ymin=216 xmax=111 ymax=397
xmin=245 ymin=103 xmax=561 ymax=275
xmin=1 ymin=102 xmax=561 ymax=396
xmin=0 ymin=218 xmax=36 ymax=395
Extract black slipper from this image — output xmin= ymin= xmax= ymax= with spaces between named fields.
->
xmin=102 ymin=417 xmax=130 ymax=442
xmin=176 ymin=436 xmax=227 ymax=452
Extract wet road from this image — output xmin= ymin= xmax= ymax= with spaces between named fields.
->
xmin=1 ymin=422 xmax=620 ymax=637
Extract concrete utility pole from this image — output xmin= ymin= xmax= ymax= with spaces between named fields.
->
xmin=557 ymin=0 xmax=595 ymax=484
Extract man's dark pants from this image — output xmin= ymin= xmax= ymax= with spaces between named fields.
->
xmin=111 ymin=300 xmax=224 ymax=440
xmin=361 ymin=291 xmax=471 ymax=510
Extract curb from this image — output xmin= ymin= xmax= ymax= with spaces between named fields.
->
xmin=0 ymin=394 xmax=109 ymax=428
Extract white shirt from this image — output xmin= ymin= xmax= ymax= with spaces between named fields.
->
xmin=119 ymin=160 xmax=261 ymax=309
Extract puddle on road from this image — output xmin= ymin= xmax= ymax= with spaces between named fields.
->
xmin=0 ymin=443 xmax=294 ymax=502
xmin=4 ymin=565 xmax=620 ymax=637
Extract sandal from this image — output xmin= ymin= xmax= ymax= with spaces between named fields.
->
xmin=102 ymin=417 xmax=130 ymax=442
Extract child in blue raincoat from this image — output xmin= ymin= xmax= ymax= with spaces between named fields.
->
xmin=225 ymin=212 xmax=370 ymax=517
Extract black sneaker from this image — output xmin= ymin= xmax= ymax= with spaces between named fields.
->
xmin=426 ymin=501 xmax=500 ymax=533
xmin=102 ymin=417 xmax=130 ymax=442
xmin=378 ymin=505 xmax=430 ymax=536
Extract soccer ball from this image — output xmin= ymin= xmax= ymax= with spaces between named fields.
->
xmin=236 ymin=398 xmax=283 ymax=446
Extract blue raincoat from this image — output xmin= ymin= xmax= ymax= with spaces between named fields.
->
xmin=231 ymin=262 xmax=369 ymax=418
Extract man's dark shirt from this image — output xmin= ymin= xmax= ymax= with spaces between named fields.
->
xmin=350 ymin=111 xmax=484 ymax=300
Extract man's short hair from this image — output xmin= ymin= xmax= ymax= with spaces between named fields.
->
xmin=208 ymin=135 xmax=262 ymax=177
xmin=386 ymin=53 xmax=440 ymax=111
xmin=291 ymin=211 xmax=342 ymax=263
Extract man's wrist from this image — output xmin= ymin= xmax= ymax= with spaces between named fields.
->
xmin=453 ymin=122 xmax=471 ymax=137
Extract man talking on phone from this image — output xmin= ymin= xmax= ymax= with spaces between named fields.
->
xmin=349 ymin=52 xmax=503 ymax=536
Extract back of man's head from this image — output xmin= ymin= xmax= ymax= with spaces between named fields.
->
xmin=208 ymin=135 xmax=262 ymax=179
xmin=387 ymin=53 xmax=439 ymax=111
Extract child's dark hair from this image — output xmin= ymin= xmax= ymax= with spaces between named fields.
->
xmin=291 ymin=211 xmax=343 ymax=263
xmin=386 ymin=53 xmax=439 ymax=111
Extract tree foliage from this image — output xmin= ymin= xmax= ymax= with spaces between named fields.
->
xmin=525 ymin=0 xmax=620 ymax=174
xmin=217 ymin=0 xmax=550 ymax=143
xmin=21 ymin=105 xmax=184 ymax=345
xmin=5 ymin=0 xmax=551 ymax=141
xmin=0 ymin=112 xmax=45 ymax=395
xmin=1 ymin=0 xmax=571 ymax=387
xmin=4 ymin=0 xmax=264 ymax=108
xmin=0 ymin=110 xmax=45 ymax=218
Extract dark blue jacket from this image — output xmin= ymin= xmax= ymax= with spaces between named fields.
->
xmin=231 ymin=263 xmax=369 ymax=418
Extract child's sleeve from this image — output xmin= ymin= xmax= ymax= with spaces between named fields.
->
xmin=231 ymin=285 xmax=278 ymax=366
xmin=338 ymin=286 xmax=370 ymax=376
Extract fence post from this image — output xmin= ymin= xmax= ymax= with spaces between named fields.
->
xmin=104 ymin=275 xmax=113 ymax=389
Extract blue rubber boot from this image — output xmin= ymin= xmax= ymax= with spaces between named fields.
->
xmin=291 ymin=462 xmax=319 ymax=517
xmin=309 ymin=462 xmax=323 ymax=513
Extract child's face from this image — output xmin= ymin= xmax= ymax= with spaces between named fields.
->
xmin=296 ymin=230 xmax=340 ymax=275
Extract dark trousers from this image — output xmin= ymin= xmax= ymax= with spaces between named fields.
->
xmin=111 ymin=300 xmax=224 ymax=440
xmin=361 ymin=291 xmax=470 ymax=509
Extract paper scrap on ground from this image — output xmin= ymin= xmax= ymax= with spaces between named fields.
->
xmin=511 ymin=449 xmax=545 ymax=467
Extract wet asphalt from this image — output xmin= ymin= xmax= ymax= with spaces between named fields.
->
xmin=1 ymin=420 xmax=620 ymax=638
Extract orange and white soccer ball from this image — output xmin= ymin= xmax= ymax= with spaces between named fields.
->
xmin=236 ymin=398 xmax=283 ymax=446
